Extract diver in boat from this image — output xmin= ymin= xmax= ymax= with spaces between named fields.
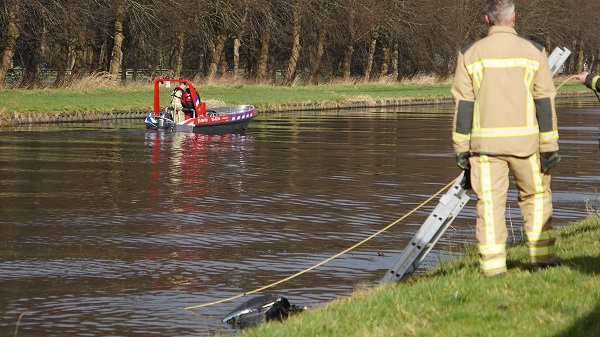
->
xmin=577 ymin=72 xmax=600 ymax=92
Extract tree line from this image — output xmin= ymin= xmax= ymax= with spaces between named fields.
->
xmin=1 ymin=0 xmax=599 ymax=88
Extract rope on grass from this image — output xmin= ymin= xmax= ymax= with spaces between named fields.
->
xmin=184 ymin=176 xmax=459 ymax=311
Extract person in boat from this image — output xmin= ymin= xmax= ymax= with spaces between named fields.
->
xmin=451 ymin=0 xmax=561 ymax=276
xmin=172 ymin=82 xmax=202 ymax=120
xmin=170 ymin=83 xmax=195 ymax=120
xmin=170 ymin=84 xmax=184 ymax=108
xmin=181 ymin=87 xmax=195 ymax=119
xmin=576 ymin=72 xmax=600 ymax=92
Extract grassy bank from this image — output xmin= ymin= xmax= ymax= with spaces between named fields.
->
xmin=0 ymin=80 xmax=591 ymax=125
xmin=242 ymin=216 xmax=600 ymax=337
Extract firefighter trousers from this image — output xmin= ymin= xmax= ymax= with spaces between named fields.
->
xmin=469 ymin=153 xmax=558 ymax=276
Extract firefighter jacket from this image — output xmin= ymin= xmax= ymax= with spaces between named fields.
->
xmin=584 ymin=72 xmax=600 ymax=92
xmin=451 ymin=26 xmax=559 ymax=157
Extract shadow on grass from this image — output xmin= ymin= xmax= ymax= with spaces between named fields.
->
xmin=553 ymin=303 xmax=600 ymax=337
xmin=507 ymin=255 xmax=600 ymax=274
xmin=509 ymin=254 xmax=600 ymax=337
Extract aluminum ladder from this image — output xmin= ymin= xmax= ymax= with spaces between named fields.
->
xmin=380 ymin=171 xmax=470 ymax=283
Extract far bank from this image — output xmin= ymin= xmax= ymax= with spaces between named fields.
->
xmin=0 ymin=81 xmax=592 ymax=126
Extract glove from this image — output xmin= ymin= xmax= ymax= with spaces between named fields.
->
xmin=460 ymin=170 xmax=472 ymax=190
xmin=540 ymin=151 xmax=560 ymax=172
xmin=456 ymin=152 xmax=471 ymax=171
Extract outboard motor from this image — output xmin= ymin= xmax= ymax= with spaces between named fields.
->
xmin=157 ymin=111 xmax=173 ymax=129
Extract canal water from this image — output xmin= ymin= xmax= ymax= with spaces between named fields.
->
xmin=1 ymin=98 xmax=599 ymax=336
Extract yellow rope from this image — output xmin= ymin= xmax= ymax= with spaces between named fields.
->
xmin=184 ymin=176 xmax=460 ymax=311
xmin=556 ymin=75 xmax=579 ymax=91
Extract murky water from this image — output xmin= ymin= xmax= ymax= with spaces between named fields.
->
xmin=1 ymin=98 xmax=599 ymax=336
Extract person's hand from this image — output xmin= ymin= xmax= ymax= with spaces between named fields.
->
xmin=577 ymin=72 xmax=589 ymax=84
xmin=540 ymin=151 xmax=560 ymax=172
xmin=456 ymin=152 xmax=471 ymax=170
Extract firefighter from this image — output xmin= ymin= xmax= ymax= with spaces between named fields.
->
xmin=451 ymin=0 xmax=561 ymax=276
xmin=576 ymin=72 xmax=600 ymax=92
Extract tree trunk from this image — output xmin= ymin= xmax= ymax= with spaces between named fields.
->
xmin=256 ymin=25 xmax=271 ymax=83
xmin=307 ymin=29 xmax=325 ymax=85
xmin=365 ymin=28 xmax=378 ymax=82
xmin=96 ymin=35 xmax=109 ymax=73
xmin=391 ymin=41 xmax=399 ymax=79
xmin=23 ymin=18 xmax=48 ymax=88
xmin=283 ymin=7 xmax=301 ymax=86
xmin=342 ymin=43 xmax=354 ymax=81
xmin=577 ymin=40 xmax=584 ymax=73
xmin=0 ymin=0 xmax=21 ymax=88
xmin=590 ymin=47 xmax=600 ymax=74
xmin=233 ymin=37 xmax=241 ymax=80
xmin=341 ymin=10 xmax=355 ymax=81
xmin=55 ymin=41 xmax=69 ymax=87
xmin=109 ymin=4 xmax=125 ymax=76
xmin=71 ymin=32 xmax=86 ymax=80
xmin=208 ymin=31 xmax=226 ymax=81
xmin=121 ymin=63 xmax=127 ymax=83
xmin=220 ymin=48 xmax=228 ymax=76
xmin=132 ymin=67 xmax=138 ymax=82
xmin=174 ymin=31 xmax=184 ymax=77
xmin=380 ymin=38 xmax=390 ymax=78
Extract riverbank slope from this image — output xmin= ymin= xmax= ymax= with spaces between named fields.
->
xmin=241 ymin=216 xmax=600 ymax=337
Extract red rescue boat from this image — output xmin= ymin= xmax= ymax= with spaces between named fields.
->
xmin=145 ymin=77 xmax=258 ymax=134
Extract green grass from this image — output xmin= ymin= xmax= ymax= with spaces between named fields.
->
xmin=0 ymin=81 xmax=589 ymax=117
xmin=241 ymin=216 xmax=600 ymax=337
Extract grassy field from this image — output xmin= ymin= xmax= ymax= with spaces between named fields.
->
xmin=240 ymin=216 xmax=600 ymax=337
xmin=0 ymin=79 xmax=590 ymax=118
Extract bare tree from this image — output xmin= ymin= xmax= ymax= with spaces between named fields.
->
xmin=282 ymin=2 xmax=301 ymax=86
xmin=2 ymin=0 xmax=600 ymax=87
xmin=0 ymin=0 xmax=22 ymax=87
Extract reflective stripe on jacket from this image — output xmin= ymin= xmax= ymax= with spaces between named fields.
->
xmin=584 ymin=73 xmax=600 ymax=92
xmin=451 ymin=26 xmax=559 ymax=157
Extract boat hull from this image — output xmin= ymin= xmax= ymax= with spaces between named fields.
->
xmin=145 ymin=105 xmax=258 ymax=134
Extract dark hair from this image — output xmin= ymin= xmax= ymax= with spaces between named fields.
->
xmin=486 ymin=0 xmax=515 ymax=25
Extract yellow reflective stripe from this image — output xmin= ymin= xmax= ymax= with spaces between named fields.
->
xmin=479 ymin=244 xmax=505 ymax=255
xmin=526 ymin=229 xmax=556 ymax=241
xmin=540 ymin=130 xmax=559 ymax=141
xmin=473 ymin=69 xmax=483 ymax=89
xmin=524 ymin=66 xmax=536 ymax=126
xmin=480 ymin=155 xmax=496 ymax=245
xmin=474 ymin=101 xmax=481 ymax=129
xmin=529 ymin=245 xmax=554 ymax=257
xmin=471 ymin=126 xmax=539 ymax=137
xmin=592 ymin=75 xmax=599 ymax=92
xmin=529 ymin=154 xmax=545 ymax=236
xmin=453 ymin=132 xmax=470 ymax=142
xmin=466 ymin=58 xmax=540 ymax=73
xmin=481 ymin=258 xmax=506 ymax=271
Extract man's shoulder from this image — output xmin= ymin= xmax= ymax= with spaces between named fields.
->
xmin=460 ymin=35 xmax=544 ymax=55
xmin=460 ymin=42 xmax=475 ymax=54
xmin=518 ymin=36 xmax=544 ymax=52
